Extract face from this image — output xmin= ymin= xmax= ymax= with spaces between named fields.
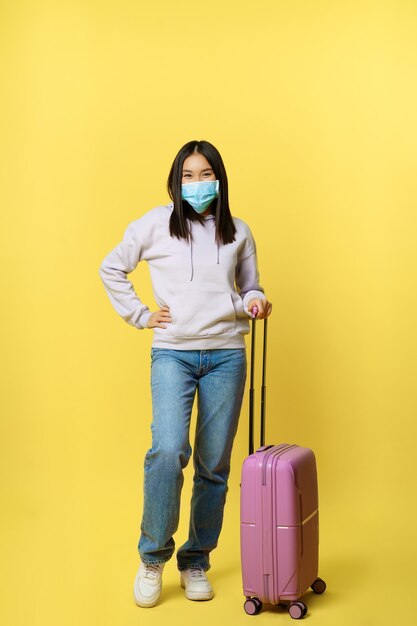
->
xmin=182 ymin=152 xmax=217 ymax=184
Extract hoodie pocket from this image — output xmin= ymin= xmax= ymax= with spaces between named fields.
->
xmin=167 ymin=291 xmax=239 ymax=338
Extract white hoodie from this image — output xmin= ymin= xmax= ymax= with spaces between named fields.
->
xmin=99 ymin=203 xmax=265 ymax=349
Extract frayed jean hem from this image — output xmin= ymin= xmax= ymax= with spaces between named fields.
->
xmin=177 ymin=563 xmax=210 ymax=572
xmin=140 ymin=558 xmax=170 ymax=565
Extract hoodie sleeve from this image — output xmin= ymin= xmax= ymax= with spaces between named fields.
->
xmin=235 ymin=224 xmax=266 ymax=315
xmin=99 ymin=221 xmax=152 ymax=330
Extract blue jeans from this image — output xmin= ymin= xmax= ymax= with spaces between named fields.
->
xmin=138 ymin=348 xmax=247 ymax=571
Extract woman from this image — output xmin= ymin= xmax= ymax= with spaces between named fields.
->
xmin=99 ymin=140 xmax=272 ymax=608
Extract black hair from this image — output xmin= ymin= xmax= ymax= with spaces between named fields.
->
xmin=167 ymin=140 xmax=237 ymax=245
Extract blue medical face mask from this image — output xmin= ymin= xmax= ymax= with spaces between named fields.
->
xmin=181 ymin=180 xmax=219 ymax=214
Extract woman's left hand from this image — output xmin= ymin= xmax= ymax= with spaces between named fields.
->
xmin=247 ymin=298 xmax=272 ymax=319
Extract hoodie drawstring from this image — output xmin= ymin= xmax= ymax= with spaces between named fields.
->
xmin=190 ymin=237 xmax=194 ymax=281
xmin=189 ymin=218 xmax=219 ymax=281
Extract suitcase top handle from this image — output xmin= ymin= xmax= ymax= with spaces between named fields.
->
xmin=249 ymin=307 xmax=268 ymax=455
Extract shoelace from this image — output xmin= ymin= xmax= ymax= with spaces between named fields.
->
xmin=143 ymin=563 xmax=162 ymax=581
xmin=188 ymin=568 xmax=206 ymax=580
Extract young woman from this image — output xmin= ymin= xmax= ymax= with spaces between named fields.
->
xmin=99 ymin=140 xmax=272 ymax=608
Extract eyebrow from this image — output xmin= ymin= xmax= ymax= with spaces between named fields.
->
xmin=182 ymin=168 xmax=213 ymax=173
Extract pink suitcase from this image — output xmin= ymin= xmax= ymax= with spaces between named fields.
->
xmin=240 ymin=313 xmax=326 ymax=619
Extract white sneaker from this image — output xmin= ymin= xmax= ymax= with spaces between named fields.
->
xmin=180 ymin=567 xmax=214 ymax=601
xmin=133 ymin=562 xmax=165 ymax=607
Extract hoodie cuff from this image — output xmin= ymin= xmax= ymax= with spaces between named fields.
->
xmin=137 ymin=308 xmax=152 ymax=329
xmin=243 ymin=290 xmax=266 ymax=316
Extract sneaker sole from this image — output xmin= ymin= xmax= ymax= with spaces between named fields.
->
xmin=180 ymin=582 xmax=214 ymax=601
xmin=134 ymin=592 xmax=161 ymax=608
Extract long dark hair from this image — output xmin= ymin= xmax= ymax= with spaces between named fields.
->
xmin=167 ymin=140 xmax=237 ymax=245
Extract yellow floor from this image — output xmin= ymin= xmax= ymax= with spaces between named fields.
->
xmin=2 ymin=479 xmax=413 ymax=626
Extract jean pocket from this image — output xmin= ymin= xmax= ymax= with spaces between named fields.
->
xmin=151 ymin=347 xmax=170 ymax=361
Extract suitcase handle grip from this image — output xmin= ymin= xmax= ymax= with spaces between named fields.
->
xmin=249 ymin=310 xmax=268 ymax=455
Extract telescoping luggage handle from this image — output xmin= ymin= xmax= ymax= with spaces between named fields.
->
xmin=249 ymin=306 xmax=268 ymax=455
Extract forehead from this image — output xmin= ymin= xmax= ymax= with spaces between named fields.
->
xmin=182 ymin=152 xmax=213 ymax=172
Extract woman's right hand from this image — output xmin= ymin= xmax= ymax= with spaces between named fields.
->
xmin=146 ymin=306 xmax=172 ymax=329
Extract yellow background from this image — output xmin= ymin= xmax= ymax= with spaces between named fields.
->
xmin=1 ymin=1 xmax=416 ymax=625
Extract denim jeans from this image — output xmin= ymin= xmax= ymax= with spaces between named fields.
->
xmin=138 ymin=347 xmax=247 ymax=571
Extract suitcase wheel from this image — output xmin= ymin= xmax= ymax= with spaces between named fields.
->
xmin=244 ymin=597 xmax=262 ymax=615
xmin=289 ymin=602 xmax=307 ymax=619
xmin=311 ymin=577 xmax=327 ymax=594
xmin=253 ymin=598 xmax=262 ymax=614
